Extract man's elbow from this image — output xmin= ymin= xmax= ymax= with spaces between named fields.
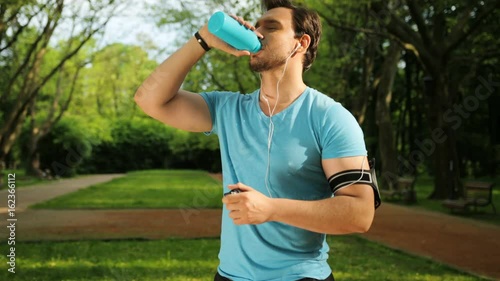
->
xmin=134 ymin=88 xmax=146 ymax=107
xmin=134 ymin=88 xmax=157 ymax=116
xmin=327 ymin=208 xmax=374 ymax=235
xmin=355 ymin=218 xmax=374 ymax=233
xmin=354 ymin=208 xmax=375 ymax=233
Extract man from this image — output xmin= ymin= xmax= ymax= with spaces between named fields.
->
xmin=135 ymin=0 xmax=379 ymax=280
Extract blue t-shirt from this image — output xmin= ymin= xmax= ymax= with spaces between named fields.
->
xmin=201 ymin=87 xmax=367 ymax=280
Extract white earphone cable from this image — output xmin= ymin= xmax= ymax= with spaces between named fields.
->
xmin=260 ymin=46 xmax=296 ymax=198
xmin=333 ymin=157 xmax=367 ymax=194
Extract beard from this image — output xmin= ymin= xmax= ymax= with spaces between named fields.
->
xmin=249 ymin=51 xmax=289 ymax=72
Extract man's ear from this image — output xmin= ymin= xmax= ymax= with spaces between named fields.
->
xmin=298 ymin=34 xmax=311 ymax=51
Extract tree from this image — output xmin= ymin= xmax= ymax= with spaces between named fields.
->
xmin=374 ymin=41 xmax=401 ymax=187
xmin=371 ymin=0 xmax=500 ymax=198
xmin=83 ymin=43 xmax=157 ymax=118
xmin=23 ymin=47 xmax=88 ymax=177
xmin=26 ymin=41 xmax=160 ymax=176
xmin=308 ymin=0 xmax=499 ymax=197
xmin=0 ymin=0 xmax=125 ymax=178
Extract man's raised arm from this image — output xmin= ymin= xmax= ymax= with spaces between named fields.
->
xmin=133 ymin=25 xmax=250 ymax=132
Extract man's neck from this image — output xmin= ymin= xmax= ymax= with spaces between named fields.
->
xmin=259 ymin=69 xmax=306 ymax=116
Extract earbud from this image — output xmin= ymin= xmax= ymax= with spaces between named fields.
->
xmin=292 ymin=43 xmax=301 ymax=55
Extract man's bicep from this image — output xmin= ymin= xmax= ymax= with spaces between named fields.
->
xmin=322 ymin=156 xmax=369 ymax=179
xmin=153 ymin=90 xmax=213 ymax=132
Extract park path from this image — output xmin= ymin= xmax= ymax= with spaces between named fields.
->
xmin=0 ymin=174 xmax=124 ymax=213
xmin=0 ymin=174 xmax=499 ymax=280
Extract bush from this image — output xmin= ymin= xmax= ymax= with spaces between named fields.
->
xmin=36 ymin=116 xmax=96 ymax=177
xmin=168 ymin=130 xmax=221 ymax=172
xmin=26 ymin=115 xmax=222 ymax=175
xmin=81 ymin=117 xmax=175 ymax=173
xmin=81 ymin=117 xmax=222 ymax=173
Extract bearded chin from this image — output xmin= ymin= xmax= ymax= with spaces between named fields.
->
xmin=249 ymin=54 xmax=288 ymax=72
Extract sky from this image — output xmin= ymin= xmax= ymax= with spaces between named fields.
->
xmin=99 ymin=1 xmax=175 ymax=59
xmin=45 ymin=0 xmax=173 ymax=60
xmin=102 ymin=14 xmax=160 ymax=45
xmin=75 ymin=0 xmax=255 ymax=61
xmin=103 ymin=1 xmax=167 ymax=44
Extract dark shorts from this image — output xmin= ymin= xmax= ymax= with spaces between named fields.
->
xmin=214 ymin=272 xmax=335 ymax=281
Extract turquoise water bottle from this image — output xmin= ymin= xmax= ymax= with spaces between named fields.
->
xmin=208 ymin=11 xmax=262 ymax=53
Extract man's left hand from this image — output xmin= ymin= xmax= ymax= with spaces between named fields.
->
xmin=222 ymin=182 xmax=274 ymax=225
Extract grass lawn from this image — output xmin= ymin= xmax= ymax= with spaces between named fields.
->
xmin=7 ymin=170 xmax=496 ymax=280
xmin=32 ymin=169 xmax=499 ymax=225
xmin=32 ymin=170 xmax=223 ymax=209
xmin=0 ymin=236 xmax=489 ymax=281
xmin=388 ymin=175 xmax=500 ymax=226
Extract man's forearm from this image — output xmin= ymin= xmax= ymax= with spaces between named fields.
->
xmin=134 ymin=36 xmax=206 ymax=110
xmin=269 ymin=190 xmax=375 ymax=235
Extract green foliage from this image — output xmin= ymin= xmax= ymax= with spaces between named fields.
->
xmin=32 ymin=170 xmax=223 ymax=209
xmin=168 ymin=129 xmax=221 ymax=172
xmin=57 ymin=41 xmax=218 ymax=174
xmin=80 ymin=117 xmax=175 ymax=173
xmin=78 ymin=43 xmax=157 ymax=118
xmin=307 ymin=0 xmax=499 ymax=181
xmin=79 ymin=114 xmax=221 ymax=173
xmin=0 ymin=0 xmax=130 ymax=176
xmin=35 ymin=115 xmax=98 ymax=177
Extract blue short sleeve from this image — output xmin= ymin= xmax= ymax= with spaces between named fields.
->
xmin=200 ymin=91 xmax=221 ymax=135
xmin=321 ymin=103 xmax=367 ymax=159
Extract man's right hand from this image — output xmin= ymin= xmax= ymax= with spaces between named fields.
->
xmin=197 ymin=18 xmax=263 ymax=57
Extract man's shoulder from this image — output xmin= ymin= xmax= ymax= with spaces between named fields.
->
xmin=303 ymin=88 xmax=358 ymax=126
xmin=304 ymin=87 xmax=342 ymax=111
xmin=202 ymin=89 xmax=258 ymax=96
xmin=202 ymin=89 xmax=258 ymax=103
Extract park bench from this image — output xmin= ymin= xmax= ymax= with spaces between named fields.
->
xmin=379 ymin=177 xmax=417 ymax=204
xmin=442 ymin=181 xmax=496 ymax=214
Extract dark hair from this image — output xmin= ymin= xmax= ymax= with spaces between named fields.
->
xmin=263 ymin=0 xmax=322 ymax=72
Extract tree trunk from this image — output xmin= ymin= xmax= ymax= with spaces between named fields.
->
xmin=0 ymin=106 xmax=28 ymax=164
xmin=375 ymin=42 xmax=401 ymax=187
xmin=357 ymin=38 xmax=375 ymax=125
xmin=26 ymin=150 xmax=44 ymax=178
xmin=0 ymin=160 xmax=4 ymax=188
xmin=23 ymin=64 xmax=81 ymax=178
xmin=25 ymin=98 xmax=43 ymax=177
xmin=426 ymin=76 xmax=461 ymax=199
xmin=1 ymin=0 xmax=116 ymax=171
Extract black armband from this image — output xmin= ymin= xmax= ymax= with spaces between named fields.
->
xmin=328 ymin=159 xmax=381 ymax=209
